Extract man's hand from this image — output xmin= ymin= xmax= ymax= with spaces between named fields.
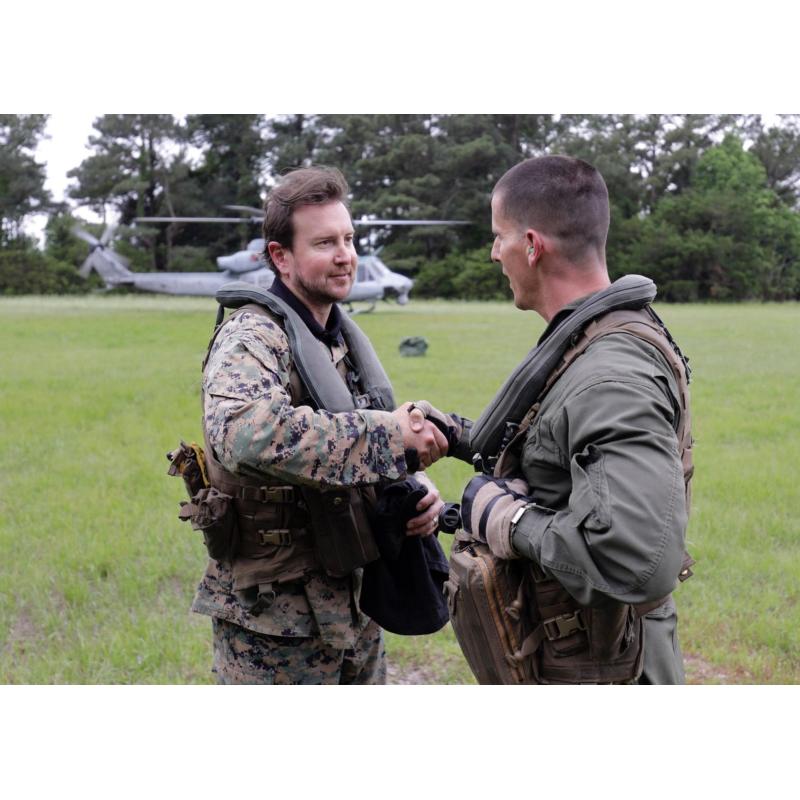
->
xmin=405 ymin=472 xmax=444 ymax=537
xmin=392 ymin=401 xmax=449 ymax=469
xmin=461 ymin=475 xmax=531 ymax=560
xmin=408 ymin=400 xmax=472 ymax=463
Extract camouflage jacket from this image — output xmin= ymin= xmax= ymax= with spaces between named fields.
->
xmin=191 ymin=304 xmax=407 ymax=649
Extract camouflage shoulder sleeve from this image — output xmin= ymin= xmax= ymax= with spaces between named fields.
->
xmin=203 ymin=310 xmax=406 ymax=486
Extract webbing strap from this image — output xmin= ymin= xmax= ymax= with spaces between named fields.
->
xmin=540 ymin=307 xmax=694 ymax=501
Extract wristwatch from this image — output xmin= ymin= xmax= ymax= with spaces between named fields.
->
xmin=510 ymin=502 xmax=537 ymax=535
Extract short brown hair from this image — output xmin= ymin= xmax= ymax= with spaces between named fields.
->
xmin=262 ymin=166 xmax=350 ymax=271
xmin=493 ymin=156 xmax=610 ymax=263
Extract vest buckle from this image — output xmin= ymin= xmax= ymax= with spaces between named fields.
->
xmin=241 ymin=485 xmax=296 ymax=503
xmin=258 ymin=528 xmax=293 ymax=546
xmin=543 ymin=611 xmax=586 ymax=641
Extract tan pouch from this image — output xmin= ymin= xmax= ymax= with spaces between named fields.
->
xmin=179 ymin=486 xmax=239 ymax=562
xmin=445 ymin=532 xmax=538 ymax=684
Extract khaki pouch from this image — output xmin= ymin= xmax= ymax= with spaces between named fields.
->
xmin=179 ymin=486 xmax=239 ymax=562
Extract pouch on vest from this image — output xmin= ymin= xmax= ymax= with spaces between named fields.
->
xmin=168 ymin=440 xmax=238 ymax=561
xmin=167 ymin=440 xmax=209 ymax=498
xmin=300 ymin=485 xmax=381 ymax=578
xmin=446 ymin=533 xmax=645 ymax=684
xmin=178 ymin=486 xmax=239 ymax=563
xmin=445 ymin=531 xmax=539 ymax=684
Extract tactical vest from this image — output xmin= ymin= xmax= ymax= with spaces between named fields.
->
xmin=200 ymin=288 xmax=396 ymax=613
xmin=448 ymin=303 xmax=694 ymax=684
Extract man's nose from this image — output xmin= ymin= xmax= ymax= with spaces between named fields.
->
xmin=334 ymin=241 xmax=351 ymax=262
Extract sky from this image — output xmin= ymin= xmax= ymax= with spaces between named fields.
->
xmin=23 ymin=113 xmax=101 ymax=243
xmin=38 ymin=113 xmax=98 ymax=205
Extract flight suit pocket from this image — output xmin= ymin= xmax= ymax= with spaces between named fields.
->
xmin=570 ymin=444 xmax=611 ymax=532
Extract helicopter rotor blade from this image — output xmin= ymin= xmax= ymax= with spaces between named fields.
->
xmin=78 ymin=254 xmax=95 ymax=278
xmin=99 ymin=224 xmax=116 ymax=246
xmin=136 ymin=216 xmax=255 ymax=224
xmin=353 ymin=219 xmax=470 ymax=226
xmin=71 ymin=225 xmax=100 ymax=247
xmin=224 ymin=204 xmax=264 ymax=216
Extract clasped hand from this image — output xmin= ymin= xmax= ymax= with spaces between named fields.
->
xmin=392 ymin=401 xmax=449 ymax=469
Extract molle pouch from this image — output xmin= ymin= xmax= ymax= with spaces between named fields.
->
xmin=167 ymin=440 xmax=209 ymax=498
xmin=587 ymin=604 xmax=642 ymax=665
xmin=445 ymin=531 xmax=538 ymax=685
xmin=301 ymin=486 xmax=380 ymax=577
xmin=179 ymin=486 xmax=239 ymax=562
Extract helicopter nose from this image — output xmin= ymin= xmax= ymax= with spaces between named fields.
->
xmin=217 ymin=255 xmax=234 ymax=269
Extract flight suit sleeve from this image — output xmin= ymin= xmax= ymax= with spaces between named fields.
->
xmin=511 ymin=373 xmax=687 ymax=607
xmin=203 ymin=311 xmax=407 ymax=487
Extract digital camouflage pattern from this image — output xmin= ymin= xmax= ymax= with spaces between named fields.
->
xmin=211 ymin=616 xmax=386 ymax=685
xmin=192 ymin=308 xmax=407 ymax=672
xmin=202 ymin=309 xmax=406 ymax=487
xmin=192 ymin=557 xmax=371 ymax=649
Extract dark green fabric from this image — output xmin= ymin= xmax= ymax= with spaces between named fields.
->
xmin=511 ymin=330 xmax=688 ymax=684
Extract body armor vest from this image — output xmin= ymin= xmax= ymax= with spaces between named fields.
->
xmin=201 ymin=285 xmax=397 ymax=610
xmin=494 ymin=304 xmax=694 ymax=683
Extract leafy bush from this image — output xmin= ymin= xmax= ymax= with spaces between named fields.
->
xmin=169 ymin=246 xmax=216 ymax=273
xmin=414 ymin=247 xmax=512 ymax=300
xmin=661 ymin=280 xmax=700 ymax=302
xmin=0 ymin=248 xmax=89 ymax=295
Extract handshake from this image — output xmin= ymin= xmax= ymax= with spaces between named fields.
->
xmin=391 ymin=400 xmax=470 ymax=472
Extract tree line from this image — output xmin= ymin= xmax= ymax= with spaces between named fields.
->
xmin=2 ymin=113 xmax=800 ymax=300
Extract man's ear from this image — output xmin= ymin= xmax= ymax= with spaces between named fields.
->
xmin=267 ymin=241 xmax=289 ymax=276
xmin=525 ymin=230 xmax=545 ymax=264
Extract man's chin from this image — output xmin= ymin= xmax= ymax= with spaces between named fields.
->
xmin=327 ymin=278 xmax=354 ymax=301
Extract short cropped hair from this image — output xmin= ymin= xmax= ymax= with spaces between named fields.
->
xmin=262 ymin=166 xmax=350 ymax=271
xmin=493 ymin=156 xmax=610 ymax=263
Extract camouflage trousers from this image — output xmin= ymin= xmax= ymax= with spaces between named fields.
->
xmin=211 ymin=617 xmax=387 ymax=685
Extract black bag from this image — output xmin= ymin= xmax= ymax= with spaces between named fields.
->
xmin=359 ymin=477 xmax=450 ymax=636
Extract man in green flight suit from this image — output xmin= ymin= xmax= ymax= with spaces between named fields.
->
xmin=426 ymin=156 xmax=694 ymax=683
xmin=191 ymin=166 xmax=448 ymax=684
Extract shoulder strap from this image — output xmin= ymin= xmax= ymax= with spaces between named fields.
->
xmin=470 ymin=275 xmax=657 ymax=466
xmin=540 ymin=306 xmax=694 ymax=504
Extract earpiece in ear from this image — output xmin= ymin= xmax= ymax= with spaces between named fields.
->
xmin=528 ymin=246 xmax=535 ymax=255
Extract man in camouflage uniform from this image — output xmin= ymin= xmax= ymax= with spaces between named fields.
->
xmin=191 ymin=166 xmax=447 ymax=684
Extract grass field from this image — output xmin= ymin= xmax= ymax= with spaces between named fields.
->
xmin=1 ymin=295 xmax=798 ymax=683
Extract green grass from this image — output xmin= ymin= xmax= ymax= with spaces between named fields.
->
xmin=1 ymin=296 xmax=798 ymax=683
